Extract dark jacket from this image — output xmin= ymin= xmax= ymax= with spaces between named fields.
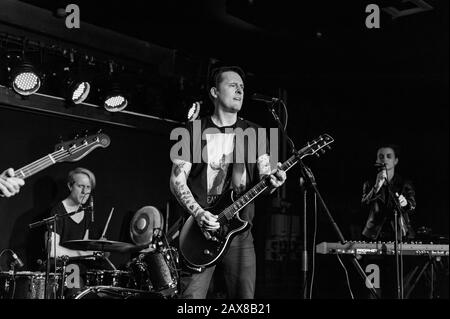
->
xmin=361 ymin=174 xmax=416 ymax=240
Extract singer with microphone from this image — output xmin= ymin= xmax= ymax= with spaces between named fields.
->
xmin=361 ymin=144 xmax=416 ymax=241
xmin=169 ymin=65 xmax=286 ymax=299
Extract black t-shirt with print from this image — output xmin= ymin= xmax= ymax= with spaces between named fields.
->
xmin=175 ymin=116 xmax=269 ymax=227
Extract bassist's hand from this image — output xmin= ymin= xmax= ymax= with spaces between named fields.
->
xmin=195 ymin=210 xmax=220 ymax=230
xmin=0 ymin=168 xmax=24 ymax=198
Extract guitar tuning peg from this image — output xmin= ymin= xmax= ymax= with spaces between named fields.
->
xmin=315 ymin=153 xmax=320 ymax=158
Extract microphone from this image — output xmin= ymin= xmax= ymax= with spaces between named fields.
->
xmin=251 ymin=93 xmax=279 ymax=104
xmin=374 ymin=163 xmax=386 ymax=168
xmin=11 ymin=250 xmax=24 ymax=269
xmin=89 ymin=195 xmax=94 ymax=223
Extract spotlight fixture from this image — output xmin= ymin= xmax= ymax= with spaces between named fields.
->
xmin=67 ymin=78 xmax=90 ymax=104
xmin=104 ymin=84 xmax=128 ymax=112
xmin=65 ymin=52 xmax=91 ymax=105
xmin=103 ymin=61 xmax=128 ymax=112
xmin=187 ymin=101 xmax=202 ymax=122
xmin=11 ymin=62 xmax=41 ymax=96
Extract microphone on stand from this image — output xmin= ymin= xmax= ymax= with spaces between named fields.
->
xmin=88 ymin=195 xmax=94 ymax=223
xmin=251 ymin=93 xmax=279 ymax=104
xmin=10 ymin=250 xmax=25 ymax=269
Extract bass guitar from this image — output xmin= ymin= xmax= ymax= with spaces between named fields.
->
xmin=9 ymin=131 xmax=110 ymax=181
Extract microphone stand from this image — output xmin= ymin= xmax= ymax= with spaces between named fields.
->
xmin=299 ymin=176 xmax=309 ymax=299
xmin=29 ymin=206 xmax=85 ymax=299
xmin=383 ymin=169 xmax=405 ymax=299
xmin=266 ymin=100 xmax=379 ymax=299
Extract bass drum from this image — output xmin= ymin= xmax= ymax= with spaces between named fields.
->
xmin=71 ymin=286 xmax=165 ymax=299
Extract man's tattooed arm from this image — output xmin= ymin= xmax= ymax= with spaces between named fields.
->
xmin=257 ymin=154 xmax=276 ymax=194
xmin=169 ymin=160 xmax=203 ymax=217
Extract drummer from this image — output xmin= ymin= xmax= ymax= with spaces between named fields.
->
xmin=47 ymin=167 xmax=97 ymax=258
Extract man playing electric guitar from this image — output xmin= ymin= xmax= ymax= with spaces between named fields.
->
xmin=169 ymin=66 xmax=286 ymax=299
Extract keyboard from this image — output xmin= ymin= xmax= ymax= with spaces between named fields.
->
xmin=316 ymin=241 xmax=449 ymax=256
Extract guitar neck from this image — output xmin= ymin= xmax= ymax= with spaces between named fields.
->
xmin=220 ymin=151 xmax=303 ymax=221
xmin=14 ymin=151 xmax=63 ymax=179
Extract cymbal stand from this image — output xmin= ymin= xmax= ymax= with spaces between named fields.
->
xmin=59 ymin=255 xmax=69 ymax=299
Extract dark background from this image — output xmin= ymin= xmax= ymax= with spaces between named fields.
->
xmin=0 ymin=0 xmax=448 ymax=299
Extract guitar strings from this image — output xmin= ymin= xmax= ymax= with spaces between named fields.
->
xmin=16 ymin=149 xmax=67 ymax=178
xmin=217 ymin=180 xmax=269 ymax=224
xmin=216 ymin=157 xmax=296 ymax=223
xmin=17 ymin=140 xmax=97 ymax=178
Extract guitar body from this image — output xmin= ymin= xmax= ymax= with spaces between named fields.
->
xmin=179 ymin=189 xmax=250 ymax=269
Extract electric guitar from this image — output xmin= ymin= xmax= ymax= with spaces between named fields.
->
xmin=7 ymin=131 xmax=110 ymax=181
xmin=179 ymin=134 xmax=334 ymax=269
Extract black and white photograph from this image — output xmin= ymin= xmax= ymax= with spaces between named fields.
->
xmin=0 ymin=0 xmax=448 ymax=310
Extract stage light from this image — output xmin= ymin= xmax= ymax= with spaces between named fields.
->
xmin=64 ymin=52 xmax=91 ymax=105
xmin=102 ymin=61 xmax=128 ymax=112
xmin=104 ymin=85 xmax=128 ymax=112
xmin=11 ymin=62 xmax=41 ymax=96
xmin=68 ymin=80 xmax=90 ymax=104
xmin=187 ymin=101 xmax=202 ymax=121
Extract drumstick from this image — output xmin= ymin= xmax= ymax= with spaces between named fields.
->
xmin=101 ymin=207 xmax=114 ymax=239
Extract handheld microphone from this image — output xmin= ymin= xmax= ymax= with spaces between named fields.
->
xmin=374 ymin=163 xmax=386 ymax=167
xmin=11 ymin=250 xmax=24 ymax=268
xmin=251 ymin=93 xmax=279 ymax=103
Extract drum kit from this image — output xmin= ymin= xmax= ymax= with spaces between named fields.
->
xmin=0 ymin=206 xmax=180 ymax=299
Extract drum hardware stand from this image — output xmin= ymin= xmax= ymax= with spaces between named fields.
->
xmin=9 ymin=262 xmax=17 ymax=299
xmin=29 ymin=205 xmax=86 ymax=299
xmin=266 ymin=98 xmax=379 ymax=299
xmin=58 ymin=255 xmax=69 ymax=299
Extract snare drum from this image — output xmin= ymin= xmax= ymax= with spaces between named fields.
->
xmin=85 ymin=269 xmax=131 ymax=288
xmin=103 ymin=270 xmax=131 ymax=288
xmin=0 ymin=271 xmax=61 ymax=299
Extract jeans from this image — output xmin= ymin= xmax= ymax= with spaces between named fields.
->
xmin=180 ymin=243 xmax=256 ymax=299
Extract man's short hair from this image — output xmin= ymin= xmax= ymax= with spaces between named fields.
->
xmin=67 ymin=167 xmax=96 ymax=189
xmin=377 ymin=144 xmax=401 ymax=158
xmin=208 ymin=65 xmax=246 ymax=94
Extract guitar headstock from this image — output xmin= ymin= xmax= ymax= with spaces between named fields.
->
xmin=299 ymin=134 xmax=334 ymax=159
xmin=54 ymin=132 xmax=111 ymax=162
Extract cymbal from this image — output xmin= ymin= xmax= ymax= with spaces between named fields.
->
xmin=62 ymin=239 xmax=146 ymax=253
xmin=129 ymin=206 xmax=164 ymax=246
